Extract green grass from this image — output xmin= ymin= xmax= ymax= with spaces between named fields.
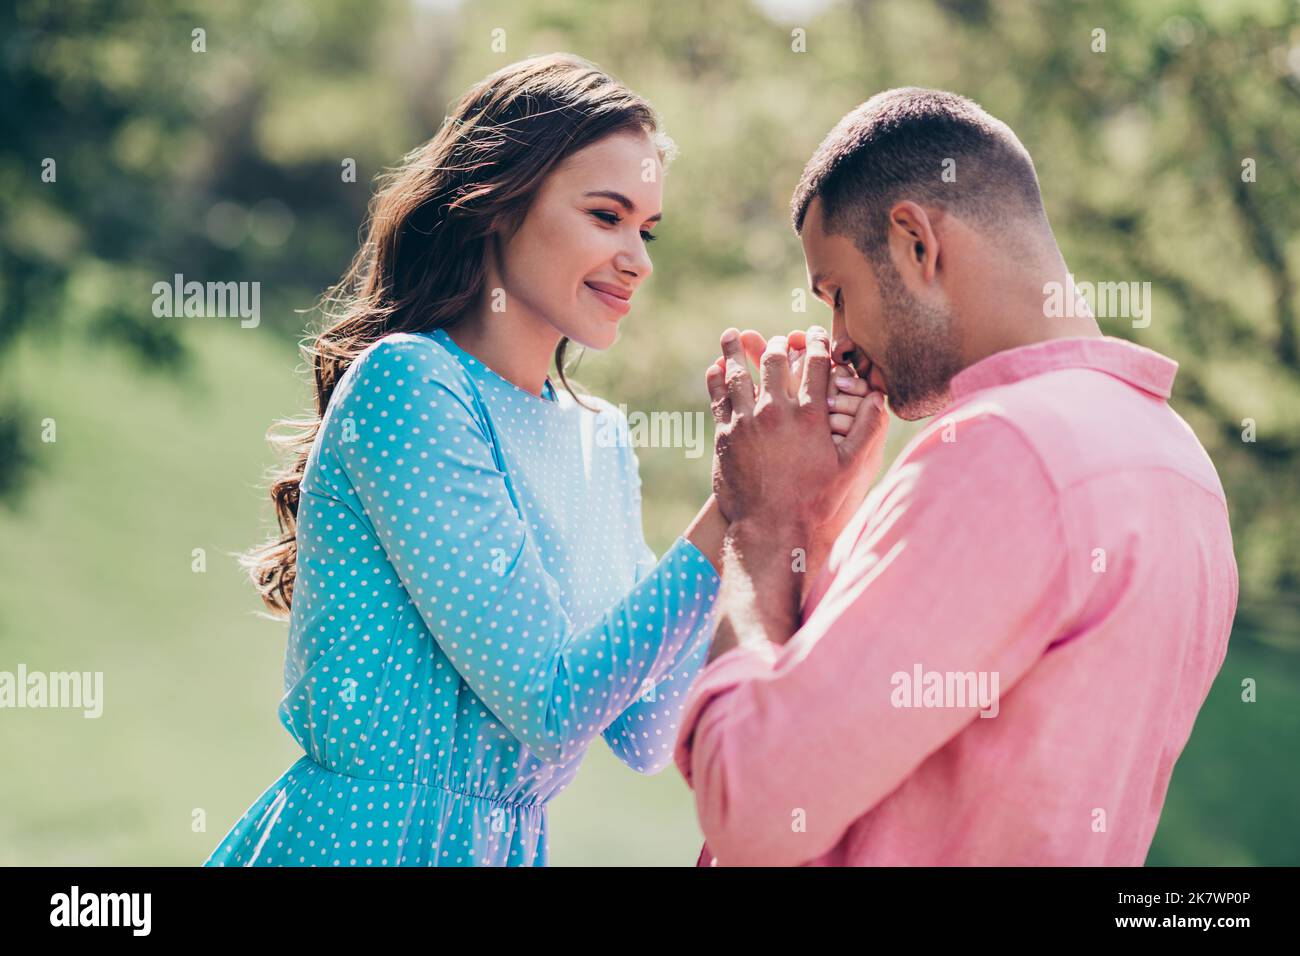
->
xmin=0 ymin=327 xmax=1294 ymax=865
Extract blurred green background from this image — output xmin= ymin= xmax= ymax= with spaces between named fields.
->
xmin=1 ymin=0 xmax=1297 ymax=865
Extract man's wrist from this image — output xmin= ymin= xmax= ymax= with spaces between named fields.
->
xmin=725 ymin=513 xmax=812 ymax=557
xmin=721 ymin=514 xmax=808 ymax=647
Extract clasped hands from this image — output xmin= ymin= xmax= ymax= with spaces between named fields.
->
xmin=705 ymin=325 xmax=889 ymax=564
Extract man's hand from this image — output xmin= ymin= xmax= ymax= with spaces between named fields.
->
xmin=708 ymin=330 xmax=871 ymax=445
xmin=706 ymin=325 xmax=887 ymax=539
xmin=701 ymin=325 xmax=888 ymax=661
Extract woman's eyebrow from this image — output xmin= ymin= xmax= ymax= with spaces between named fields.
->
xmin=583 ymin=190 xmax=662 ymax=223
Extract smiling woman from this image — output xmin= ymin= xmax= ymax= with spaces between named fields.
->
xmin=203 ymin=53 xmax=733 ymax=867
xmin=452 ymin=129 xmax=666 ymax=359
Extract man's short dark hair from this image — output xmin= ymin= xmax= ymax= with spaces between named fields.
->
xmin=791 ymin=88 xmax=1047 ymax=264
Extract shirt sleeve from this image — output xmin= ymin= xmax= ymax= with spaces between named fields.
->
xmin=326 ymin=336 xmax=721 ymax=765
xmin=671 ymin=413 xmax=1076 ymax=865
xmin=600 ymin=437 xmax=721 ymax=774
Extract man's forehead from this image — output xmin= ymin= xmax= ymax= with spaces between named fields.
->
xmin=802 ymin=202 xmax=859 ymax=274
xmin=803 ymin=194 xmax=826 ymax=227
xmin=802 ymin=239 xmax=828 ymax=294
xmin=800 ymin=198 xmax=833 ymax=252
xmin=801 ymin=202 xmax=833 ymax=291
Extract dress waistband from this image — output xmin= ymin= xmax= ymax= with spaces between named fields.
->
xmin=294 ymin=753 xmax=544 ymax=810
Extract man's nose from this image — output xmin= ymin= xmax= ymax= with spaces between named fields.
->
xmin=831 ymin=317 xmax=855 ymax=366
xmin=832 ymin=338 xmax=855 ymax=366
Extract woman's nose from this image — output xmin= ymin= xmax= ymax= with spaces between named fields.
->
xmin=615 ymin=239 xmax=652 ymax=280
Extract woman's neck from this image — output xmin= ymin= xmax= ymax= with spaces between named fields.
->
xmin=443 ymin=302 xmax=560 ymax=399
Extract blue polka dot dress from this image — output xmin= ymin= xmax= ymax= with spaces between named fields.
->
xmin=203 ymin=328 xmax=721 ymax=866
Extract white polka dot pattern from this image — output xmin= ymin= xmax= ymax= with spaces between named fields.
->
xmin=203 ymin=328 xmax=721 ymax=866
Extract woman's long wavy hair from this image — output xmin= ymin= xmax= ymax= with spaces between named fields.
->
xmin=243 ymin=53 xmax=673 ymax=618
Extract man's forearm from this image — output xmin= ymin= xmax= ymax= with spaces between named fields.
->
xmin=706 ymin=517 xmax=806 ymax=664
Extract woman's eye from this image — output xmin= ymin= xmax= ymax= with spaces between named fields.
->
xmin=592 ymin=209 xmax=654 ymax=241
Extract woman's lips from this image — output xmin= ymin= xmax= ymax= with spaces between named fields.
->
xmin=585 ymin=281 xmax=631 ymax=316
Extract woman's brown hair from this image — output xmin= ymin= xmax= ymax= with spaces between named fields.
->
xmin=243 ymin=53 xmax=672 ymax=618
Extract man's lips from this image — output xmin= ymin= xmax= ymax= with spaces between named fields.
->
xmin=860 ymin=358 xmax=886 ymax=394
xmin=585 ymin=281 xmax=631 ymax=316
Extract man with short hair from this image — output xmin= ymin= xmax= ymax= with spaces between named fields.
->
xmin=674 ymin=88 xmax=1237 ymax=866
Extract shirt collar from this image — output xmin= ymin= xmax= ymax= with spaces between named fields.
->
xmin=949 ymin=335 xmax=1178 ymax=402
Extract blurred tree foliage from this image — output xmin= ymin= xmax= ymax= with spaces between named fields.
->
xmin=2 ymin=0 xmax=1297 ymax=614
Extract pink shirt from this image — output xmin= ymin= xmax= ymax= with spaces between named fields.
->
xmin=673 ymin=336 xmax=1237 ymax=866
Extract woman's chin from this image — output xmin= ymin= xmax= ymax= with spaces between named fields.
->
xmin=562 ymin=322 xmax=620 ymax=352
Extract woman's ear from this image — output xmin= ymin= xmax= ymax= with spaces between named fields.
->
xmin=479 ymin=232 xmax=506 ymax=287
xmin=490 ymin=206 xmax=527 ymax=248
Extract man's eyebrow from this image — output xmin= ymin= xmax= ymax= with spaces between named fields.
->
xmin=583 ymin=190 xmax=662 ymax=223
xmin=810 ymin=271 xmax=828 ymax=299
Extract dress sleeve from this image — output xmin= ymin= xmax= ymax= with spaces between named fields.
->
xmin=671 ymin=414 xmax=1076 ymax=865
xmin=600 ymin=435 xmax=721 ymax=774
xmin=325 ymin=336 xmax=721 ymax=765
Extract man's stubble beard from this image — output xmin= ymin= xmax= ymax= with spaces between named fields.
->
xmin=875 ymin=257 xmax=964 ymax=422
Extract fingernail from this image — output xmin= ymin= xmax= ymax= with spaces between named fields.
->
xmin=721 ymin=329 xmax=738 ymax=345
xmin=835 ymin=376 xmax=854 ymax=388
xmin=871 ymin=393 xmax=885 ymax=410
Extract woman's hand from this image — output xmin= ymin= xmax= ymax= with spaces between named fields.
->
xmin=785 ymin=329 xmax=871 ymax=445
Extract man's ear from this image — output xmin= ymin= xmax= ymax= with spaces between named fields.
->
xmin=887 ymin=200 xmax=941 ymax=284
